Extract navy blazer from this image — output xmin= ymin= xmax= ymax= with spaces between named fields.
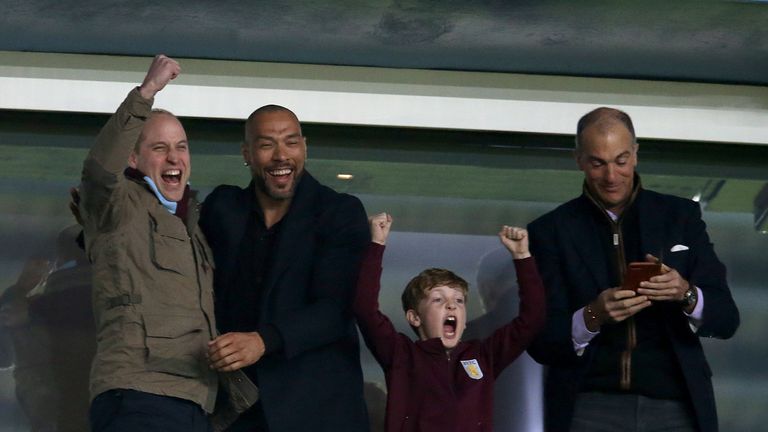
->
xmin=200 ymin=171 xmax=370 ymax=432
xmin=527 ymin=188 xmax=739 ymax=432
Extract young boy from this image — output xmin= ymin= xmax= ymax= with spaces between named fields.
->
xmin=353 ymin=213 xmax=546 ymax=432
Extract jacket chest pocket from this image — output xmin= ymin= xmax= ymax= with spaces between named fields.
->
xmin=149 ymin=213 xmax=194 ymax=276
xmin=664 ymin=249 xmax=690 ymax=279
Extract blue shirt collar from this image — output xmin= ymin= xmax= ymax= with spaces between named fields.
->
xmin=143 ymin=176 xmax=178 ymax=214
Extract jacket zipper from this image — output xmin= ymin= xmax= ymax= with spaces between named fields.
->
xmin=611 ymin=219 xmax=635 ymax=391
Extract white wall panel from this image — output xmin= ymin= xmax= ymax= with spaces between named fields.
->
xmin=1 ymin=51 xmax=766 ymax=145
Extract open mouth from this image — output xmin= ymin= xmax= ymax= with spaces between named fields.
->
xmin=267 ymin=166 xmax=294 ymax=186
xmin=268 ymin=167 xmax=293 ymax=177
xmin=443 ymin=316 xmax=457 ymax=337
xmin=161 ymin=169 xmax=182 ymax=185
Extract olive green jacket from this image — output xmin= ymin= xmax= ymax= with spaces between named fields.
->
xmin=79 ymin=88 xmax=256 ymax=418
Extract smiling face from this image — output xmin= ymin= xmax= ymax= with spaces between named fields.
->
xmin=407 ymin=285 xmax=467 ymax=350
xmin=242 ymin=109 xmax=306 ymax=204
xmin=129 ymin=112 xmax=190 ymax=202
xmin=576 ymin=122 xmax=638 ymax=214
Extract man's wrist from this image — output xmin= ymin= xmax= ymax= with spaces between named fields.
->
xmin=682 ymin=287 xmax=698 ymax=313
xmin=584 ymin=302 xmax=602 ymax=332
xmin=137 ymin=85 xmax=157 ymax=101
xmin=572 ymin=306 xmax=599 ymax=354
xmin=257 ymin=324 xmax=283 ymax=355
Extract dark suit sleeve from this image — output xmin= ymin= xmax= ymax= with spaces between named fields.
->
xmin=269 ymin=195 xmax=370 ymax=359
xmin=526 ymin=217 xmax=588 ymax=367
xmin=683 ymin=201 xmax=739 ymax=338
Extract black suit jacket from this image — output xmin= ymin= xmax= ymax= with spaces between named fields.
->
xmin=200 ymin=171 xmax=370 ymax=432
xmin=527 ymin=188 xmax=739 ymax=432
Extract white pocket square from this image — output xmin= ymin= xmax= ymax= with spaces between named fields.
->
xmin=670 ymin=244 xmax=689 ymax=252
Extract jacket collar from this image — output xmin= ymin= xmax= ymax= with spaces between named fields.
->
xmin=582 ymin=172 xmax=642 ymax=221
xmin=245 ymin=170 xmax=318 ymax=217
xmin=581 ymin=172 xmax=666 ymax=260
xmin=567 ymin=173 xmax=666 ymax=294
xmin=416 ymin=337 xmax=471 ymax=359
xmin=124 ymin=167 xmax=194 ymax=224
xmin=565 ymin=173 xmax=641 ymax=293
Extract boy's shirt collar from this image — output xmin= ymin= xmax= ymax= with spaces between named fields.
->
xmin=415 ymin=337 xmax=470 ymax=358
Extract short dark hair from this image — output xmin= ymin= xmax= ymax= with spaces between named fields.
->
xmin=244 ymin=105 xmax=301 ymax=142
xmin=575 ymin=107 xmax=636 ymax=153
xmin=401 ymin=268 xmax=469 ymax=335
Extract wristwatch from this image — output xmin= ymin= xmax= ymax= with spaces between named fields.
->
xmin=683 ymin=287 xmax=698 ymax=307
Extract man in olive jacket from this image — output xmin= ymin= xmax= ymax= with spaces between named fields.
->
xmin=79 ymin=55 xmax=255 ymax=432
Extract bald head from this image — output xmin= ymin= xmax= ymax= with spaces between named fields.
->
xmin=575 ymin=107 xmax=636 ymax=155
xmin=245 ymin=105 xmax=302 ymax=143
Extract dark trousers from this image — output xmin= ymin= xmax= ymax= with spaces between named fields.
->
xmin=224 ymin=401 xmax=269 ymax=432
xmin=89 ymin=389 xmax=212 ymax=432
xmin=570 ymin=392 xmax=698 ymax=432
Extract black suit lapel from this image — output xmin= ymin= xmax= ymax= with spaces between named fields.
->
xmin=636 ymin=190 xmax=666 ymax=262
xmin=229 ymin=186 xmax=255 ymax=280
xmin=234 ymin=186 xmax=255 ymax=234
xmin=566 ymin=197 xmax=611 ymax=294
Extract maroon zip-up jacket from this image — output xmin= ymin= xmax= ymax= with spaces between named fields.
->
xmin=354 ymin=243 xmax=546 ymax=432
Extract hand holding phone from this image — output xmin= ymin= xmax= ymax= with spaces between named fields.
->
xmin=623 ymin=262 xmax=663 ymax=292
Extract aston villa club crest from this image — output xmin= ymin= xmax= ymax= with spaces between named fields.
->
xmin=460 ymin=359 xmax=484 ymax=380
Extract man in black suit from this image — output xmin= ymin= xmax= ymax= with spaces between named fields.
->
xmin=201 ymin=106 xmax=370 ymax=431
xmin=527 ymin=107 xmax=739 ymax=432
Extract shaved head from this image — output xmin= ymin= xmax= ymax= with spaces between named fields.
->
xmin=245 ymin=105 xmax=302 ymax=143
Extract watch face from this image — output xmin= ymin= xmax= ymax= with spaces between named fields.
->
xmin=685 ymin=289 xmax=697 ymax=306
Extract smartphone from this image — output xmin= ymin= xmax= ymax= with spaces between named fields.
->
xmin=623 ymin=262 xmax=663 ymax=292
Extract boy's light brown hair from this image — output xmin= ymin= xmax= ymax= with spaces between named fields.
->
xmin=401 ymin=268 xmax=469 ymax=335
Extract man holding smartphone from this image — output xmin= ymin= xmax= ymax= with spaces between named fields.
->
xmin=527 ymin=107 xmax=739 ymax=432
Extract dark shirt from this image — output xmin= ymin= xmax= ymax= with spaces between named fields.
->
xmin=224 ymin=206 xmax=280 ymax=333
xmin=220 ymin=204 xmax=284 ymax=386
